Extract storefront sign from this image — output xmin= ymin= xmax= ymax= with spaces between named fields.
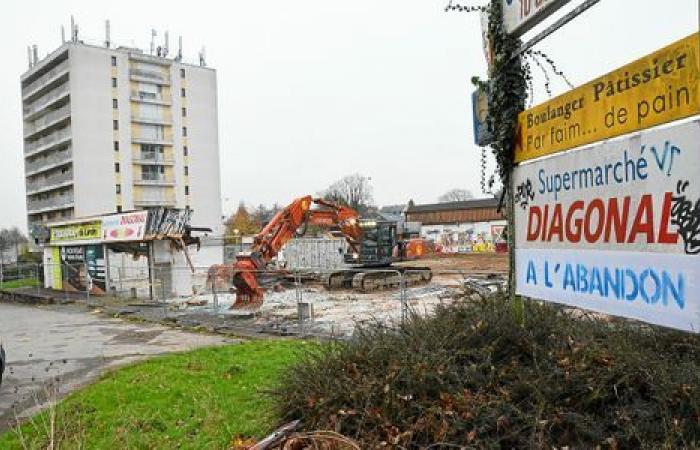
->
xmin=514 ymin=120 xmax=700 ymax=332
xmin=101 ymin=211 xmax=148 ymax=242
xmin=502 ymin=0 xmax=570 ymax=37
xmin=50 ymin=221 xmax=101 ymax=244
xmin=515 ymin=33 xmax=700 ymax=163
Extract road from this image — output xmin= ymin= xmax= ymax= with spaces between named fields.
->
xmin=0 ymin=302 xmax=234 ymax=432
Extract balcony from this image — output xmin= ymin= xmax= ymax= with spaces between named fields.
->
xmin=133 ymin=197 xmax=177 ymax=207
xmin=131 ymin=135 xmax=172 ymax=146
xmin=22 ymin=60 xmax=70 ymax=100
xmin=24 ymin=104 xmax=71 ymax=138
xmin=27 ymin=193 xmax=74 ymax=214
xmin=25 ymin=148 xmax=72 ymax=176
xmin=25 ymin=127 xmax=71 ymax=157
xmin=23 ymin=84 xmax=70 ymax=119
xmin=131 ymin=114 xmax=172 ymax=125
xmin=132 ymin=152 xmax=175 ymax=165
xmin=130 ymin=90 xmax=171 ymax=105
xmin=133 ymin=174 xmax=175 ymax=186
xmin=129 ymin=68 xmax=170 ymax=85
xmin=26 ymin=170 xmax=73 ymax=195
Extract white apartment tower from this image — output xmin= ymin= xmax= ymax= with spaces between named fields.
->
xmin=21 ymin=30 xmax=222 ymax=234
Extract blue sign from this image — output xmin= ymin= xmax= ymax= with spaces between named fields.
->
xmin=472 ymin=87 xmax=493 ymax=146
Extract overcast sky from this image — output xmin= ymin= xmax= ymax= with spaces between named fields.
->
xmin=1 ymin=0 xmax=697 ymax=230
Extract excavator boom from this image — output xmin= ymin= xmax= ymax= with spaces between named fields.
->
xmin=209 ymin=196 xmax=361 ymax=309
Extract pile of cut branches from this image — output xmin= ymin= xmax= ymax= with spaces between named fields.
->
xmin=275 ymin=296 xmax=700 ymax=448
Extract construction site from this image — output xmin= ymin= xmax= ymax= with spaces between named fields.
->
xmin=75 ymin=195 xmax=511 ymax=339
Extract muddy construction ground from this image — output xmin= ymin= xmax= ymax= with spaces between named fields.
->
xmin=94 ymin=254 xmax=509 ymax=339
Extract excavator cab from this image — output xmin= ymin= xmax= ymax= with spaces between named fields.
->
xmin=344 ymin=220 xmax=397 ymax=267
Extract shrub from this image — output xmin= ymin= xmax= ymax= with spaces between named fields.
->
xmin=275 ymin=296 xmax=700 ymax=449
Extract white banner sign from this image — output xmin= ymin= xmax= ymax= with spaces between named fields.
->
xmin=101 ymin=211 xmax=148 ymax=242
xmin=502 ymin=0 xmax=569 ymax=37
xmin=514 ymin=119 xmax=700 ymax=332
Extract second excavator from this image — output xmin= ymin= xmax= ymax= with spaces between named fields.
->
xmin=208 ymin=195 xmax=432 ymax=309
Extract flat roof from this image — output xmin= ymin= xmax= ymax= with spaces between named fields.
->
xmin=405 ymin=197 xmax=499 ymax=213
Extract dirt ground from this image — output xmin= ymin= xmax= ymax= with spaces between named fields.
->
xmin=400 ymin=253 xmax=509 ymax=274
xmin=103 ymin=253 xmax=510 ymax=339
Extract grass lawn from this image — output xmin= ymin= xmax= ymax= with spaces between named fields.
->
xmin=0 ymin=340 xmax=308 ymax=449
xmin=0 ymin=278 xmax=39 ymax=290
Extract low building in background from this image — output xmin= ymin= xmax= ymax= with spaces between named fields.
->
xmin=404 ymin=197 xmax=507 ymax=253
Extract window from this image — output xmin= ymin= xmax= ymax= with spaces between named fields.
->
xmin=181 ymin=88 xmax=186 ymax=97
xmin=182 ymin=126 xmax=187 ymax=137
xmin=112 ymin=98 xmax=118 ymax=109
xmin=180 ymin=68 xmax=185 ymax=78
xmin=185 ymin=185 xmax=190 ymax=195
xmin=111 ymin=56 xmax=117 ymax=66
xmin=159 ymin=166 xmax=165 ymax=174
xmin=184 ymin=166 xmax=189 ymax=176
xmin=114 ymin=141 xmax=119 ymax=151
xmin=116 ymin=205 xmax=122 ymax=213
xmin=111 ymin=77 xmax=117 ymax=88
xmin=116 ymin=184 xmax=121 ymax=194
xmin=114 ymin=162 xmax=120 ymax=173
xmin=181 ymin=107 xmax=187 ymax=117
xmin=113 ymin=120 xmax=119 ymax=130
xmin=140 ymin=124 xmax=165 ymax=140
xmin=183 ymin=146 xmax=188 ymax=156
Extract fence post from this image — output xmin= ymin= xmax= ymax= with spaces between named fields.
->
xmin=400 ymin=270 xmax=407 ymax=325
xmin=295 ymin=271 xmax=304 ymax=336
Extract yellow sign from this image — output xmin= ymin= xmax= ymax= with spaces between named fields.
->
xmin=515 ymin=33 xmax=700 ymax=163
xmin=50 ymin=221 xmax=102 ymax=243
xmin=51 ymin=247 xmax=62 ymax=289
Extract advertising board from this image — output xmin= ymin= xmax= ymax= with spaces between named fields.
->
xmin=502 ymin=0 xmax=570 ymax=37
xmin=50 ymin=221 xmax=101 ymax=244
xmin=101 ymin=211 xmax=148 ymax=242
xmin=514 ymin=33 xmax=700 ymax=163
xmin=514 ymin=119 xmax=700 ymax=332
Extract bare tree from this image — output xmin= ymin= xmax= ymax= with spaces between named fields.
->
xmin=321 ymin=174 xmax=374 ymax=213
xmin=438 ymin=189 xmax=474 ymax=203
xmin=0 ymin=228 xmax=28 ymax=264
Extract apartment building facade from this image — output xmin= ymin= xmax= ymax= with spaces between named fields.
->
xmin=21 ymin=40 xmax=222 ymax=236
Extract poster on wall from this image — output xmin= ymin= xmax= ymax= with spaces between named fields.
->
xmin=59 ymin=245 xmax=106 ymax=294
xmin=514 ymin=119 xmax=700 ymax=332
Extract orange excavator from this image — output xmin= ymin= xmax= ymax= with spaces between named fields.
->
xmin=209 ymin=195 xmax=431 ymax=309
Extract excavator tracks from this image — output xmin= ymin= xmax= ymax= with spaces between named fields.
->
xmin=323 ymin=267 xmax=432 ymax=293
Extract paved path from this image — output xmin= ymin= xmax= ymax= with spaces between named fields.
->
xmin=0 ymin=302 xmax=234 ymax=431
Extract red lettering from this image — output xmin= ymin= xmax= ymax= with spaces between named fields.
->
xmin=564 ymin=200 xmax=584 ymax=243
xmin=547 ymin=204 xmax=564 ymax=242
xmin=627 ymin=194 xmax=655 ymax=243
xmin=584 ymin=199 xmax=605 ymax=243
xmin=527 ymin=206 xmax=542 ymax=241
xmin=540 ymin=204 xmax=549 ymax=241
xmin=658 ymin=191 xmax=679 ymax=244
xmin=604 ymin=196 xmax=631 ymax=243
